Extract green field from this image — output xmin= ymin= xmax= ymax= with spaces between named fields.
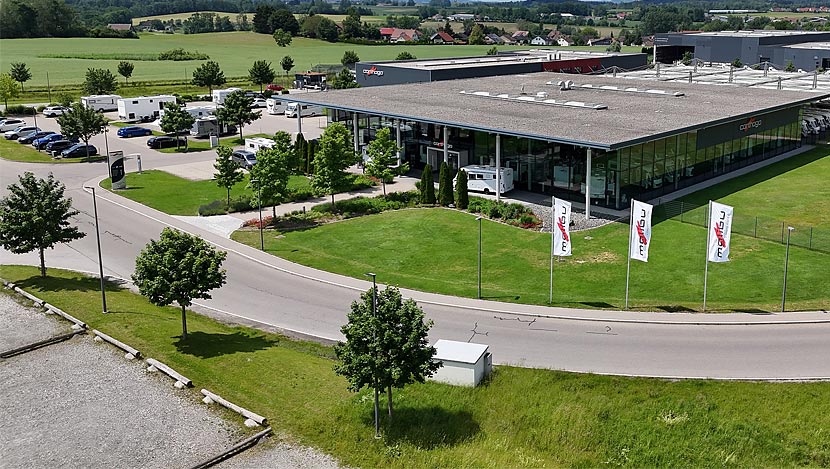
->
xmin=0 ymin=133 xmax=104 ymax=163
xmin=2 ymin=265 xmax=830 ymax=468
xmin=232 ymin=147 xmax=830 ymax=312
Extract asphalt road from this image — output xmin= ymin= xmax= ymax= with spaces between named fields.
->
xmin=3 ymin=117 xmax=830 ymax=380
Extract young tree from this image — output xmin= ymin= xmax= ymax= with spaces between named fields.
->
xmin=341 ymin=50 xmax=360 ymax=67
xmin=0 ymin=173 xmax=85 ymax=278
xmin=331 ymin=68 xmax=358 ymax=89
xmin=395 ymin=51 xmax=416 ymax=60
xmin=785 ymin=60 xmax=796 ymax=72
xmin=0 ymin=73 xmax=20 ymax=108
xmin=213 ymin=145 xmax=244 ymax=206
xmin=273 ymin=28 xmax=292 ymax=47
xmin=248 ymin=131 xmax=293 ymax=218
xmin=468 ymin=24 xmax=485 ymax=45
xmin=280 ymin=55 xmax=295 ymax=76
xmin=57 ymin=102 xmax=107 ymax=158
xmin=9 ymin=62 xmax=31 ymax=93
xmin=334 ymin=285 xmax=440 ymax=424
xmin=191 ymin=61 xmax=227 ymax=94
xmin=486 ymin=46 xmax=498 ymax=56
xmin=437 ymin=161 xmax=453 ymax=206
xmin=312 ymin=122 xmax=359 ymax=206
xmin=215 ymin=90 xmax=261 ymax=143
xmin=248 ymin=60 xmax=275 ymax=92
xmin=117 ymin=61 xmax=134 ymax=85
xmin=293 ymin=132 xmax=307 ymax=173
xmin=82 ymin=68 xmax=118 ymax=95
xmin=455 ymin=168 xmax=468 ymax=209
xmin=159 ymin=102 xmax=196 ymax=150
xmin=364 ymin=127 xmax=400 ymax=196
xmin=419 ymin=163 xmax=435 ymax=204
xmin=132 ymin=228 xmax=227 ymax=340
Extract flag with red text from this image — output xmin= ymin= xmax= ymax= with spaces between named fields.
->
xmin=707 ymin=201 xmax=734 ymax=263
xmin=553 ymin=198 xmax=572 ymax=257
xmin=629 ymin=200 xmax=653 ymax=262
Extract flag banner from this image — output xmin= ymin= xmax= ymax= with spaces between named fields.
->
xmin=629 ymin=200 xmax=653 ymax=262
xmin=708 ymin=201 xmax=734 ymax=263
xmin=553 ymin=198 xmax=572 ymax=257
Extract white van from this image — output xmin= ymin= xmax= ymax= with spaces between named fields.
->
xmin=266 ymin=98 xmax=288 ymax=115
xmin=81 ymin=94 xmax=122 ymax=112
xmin=245 ymin=137 xmax=275 ymax=153
xmin=284 ymin=102 xmax=323 ymax=118
xmin=455 ymin=165 xmax=514 ymax=195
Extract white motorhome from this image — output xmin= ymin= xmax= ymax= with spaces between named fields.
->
xmin=245 ymin=137 xmax=275 ymax=153
xmin=81 ymin=95 xmax=122 ymax=112
xmin=455 ymin=165 xmax=514 ymax=195
xmin=266 ymin=98 xmax=289 ymax=115
xmin=285 ymin=102 xmax=323 ymax=118
xmin=212 ymin=88 xmax=242 ymax=105
xmin=191 ymin=116 xmax=236 ymax=138
xmin=117 ymin=95 xmax=177 ymax=122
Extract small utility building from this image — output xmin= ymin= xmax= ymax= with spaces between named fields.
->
xmin=431 ymin=340 xmax=492 ymax=387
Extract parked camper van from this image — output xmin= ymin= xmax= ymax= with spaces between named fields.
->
xmin=212 ymin=88 xmax=242 ymax=105
xmin=190 ymin=117 xmax=236 ymax=138
xmin=455 ymin=165 xmax=514 ymax=195
xmin=266 ymin=98 xmax=288 ymax=115
xmin=81 ymin=95 xmax=122 ymax=112
xmin=284 ymin=103 xmax=323 ymax=118
xmin=245 ymin=137 xmax=275 ymax=153
xmin=118 ymin=95 xmax=177 ymax=122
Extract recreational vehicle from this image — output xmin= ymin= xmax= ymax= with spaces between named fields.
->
xmin=81 ymin=95 xmax=122 ymax=112
xmin=285 ymin=102 xmax=323 ymax=118
xmin=245 ymin=137 xmax=275 ymax=153
xmin=190 ymin=117 xmax=236 ymax=138
xmin=266 ymin=98 xmax=289 ymax=115
xmin=117 ymin=95 xmax=177 ymax=122
xmin=212 ymin=88 xmax=242 ymax=105
xmin=455 ymin=165 xmax=514 ymax=195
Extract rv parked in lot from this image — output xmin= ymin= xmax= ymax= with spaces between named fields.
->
xmin=81 ymin=95 xmax=122 ymax=112
xmin=455 ymin=165 xmax=514 ymax=195
xmin=285 ymin=103 xmax=323 ymax=118
xmin=245 ymin=137 xmax=275 ymax=153
xmin=266 ymin=98 xmax=289 ymax=115
xmin=212 ymin=88 xmax=242 ymax=105
xmin=118 ymin=95 xmax=177 ymax=122
xmin=190 ymin=117 xmax=236 ymax=138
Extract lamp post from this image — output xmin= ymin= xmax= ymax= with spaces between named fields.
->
xmin=84 ymin=186 xmax=108 ymax=313
xmin=781 ymin=226 xmax=794 ymax=312
xmin=363 ymin=272 xmax=381 ymax=439
xmin=250 ymin=178 xmax=264 ymax=250
xmin=476 ymin=216 xmax=483 ymax=299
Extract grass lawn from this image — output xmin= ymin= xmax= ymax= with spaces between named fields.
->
xmin=232 ymin=147 xmax=830 ymax=312
xmin=2 ymin=265 xmax=830 ymax=468
xmin=157 ymin=133 xmax=271 ymax=154
xmin=0 ymin=135 xmax=104 ymax=164
xmin=99 ymin=169 xmax=311 ymax=216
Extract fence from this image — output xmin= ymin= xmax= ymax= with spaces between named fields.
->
xmin=656 ymin=200 xmax=830 ymax=254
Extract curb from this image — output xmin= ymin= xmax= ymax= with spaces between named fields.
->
xmin=93 ymin=329 xmax=141 ymax=360
xmin=201 ymin=389 xmax=267 ymax=428
xmin=146 ymin=357 xmax=193 ymax=388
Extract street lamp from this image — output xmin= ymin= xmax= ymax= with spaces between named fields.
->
xmin=363 ymin=272 xmax=380 ymax=439
xmin=250 ymin=177 xmax=264 ymax=251
xmin=781 ymin=226 xmax=794 ymax=312
xmin=84 ymin=186 xmax=108 ymax=313
xmin=476 ymin=216 xmax=483 ymax=299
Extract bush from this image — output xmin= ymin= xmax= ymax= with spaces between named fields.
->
xmin=487 ymin=202 xmax=503 ymax=219
xmin=263 ymin=90 xmax=274 ymax=98
xmin=36 ymin=105 xmax=47 ymax=112
xmin=311 ymin=192 xmax=417 ymax=216
xmin=281 ymin=89 xmax=290 ymax=95
xmin=158 ymin=48 xmax=210 ymax=61
xmin=289 ymin=188 xmax=316 ymax=202
xmin=4 ymin=105 xmax=36 ymax=116
xmin=385 ymin=190 xmax=419 ymax=205
xmin=198 ymin=200 xmax=228 ymax=216
xmin=229 ymin=195 xmax=254 ymax=212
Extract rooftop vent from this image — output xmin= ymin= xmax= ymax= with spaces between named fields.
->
xmin=460 ymin=90 xmax=607 ymax=110
xmin=576 ymin=83 xmax=685 ymax=97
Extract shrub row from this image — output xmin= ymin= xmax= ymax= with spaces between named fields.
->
xmin=311 ymin=191 xmax=420 ymax=216
xmin=158 ymin=48 xmax=210 ymax=61
xmin=4 ymin=105 xmax=37 ymax=116
xmin=467 ymin=197 xmax=542 ymax=229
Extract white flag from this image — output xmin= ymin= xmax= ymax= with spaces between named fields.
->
xmin=629 ymin=200 xmax=653 ymax=263
xmin=553 ymin=198 xmax=572 ymax=257
xmin=707 ymin=201 xmax=734 ymax=263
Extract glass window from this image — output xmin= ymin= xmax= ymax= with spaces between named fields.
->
xmin=641 ymin=141 xmax=654 ymax=189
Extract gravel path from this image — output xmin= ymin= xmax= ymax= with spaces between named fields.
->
xmin=0 ymin=294 xmax=69 ymax=351
xmin=217 ymin=438 xmax=342 ymax=469
xmin=525 ymin=201 xmax=619 ymax=232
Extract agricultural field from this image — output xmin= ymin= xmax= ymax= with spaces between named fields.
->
xmin=132 ymin=11 xmax=236 ymax=23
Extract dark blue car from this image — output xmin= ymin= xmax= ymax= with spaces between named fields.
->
xmin=117 ymin=126 xmax=152 ymax=138
xmin=33 ymin=133 xmax=64 ymax=150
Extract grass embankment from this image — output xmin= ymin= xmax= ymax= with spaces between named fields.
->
xmin=232 ymin=147 xmax=830 ymax=312
xmin=0 ymin=135 xmax=104 ymax=163
xmin=2 ymin=265 xmax=829 ymax=468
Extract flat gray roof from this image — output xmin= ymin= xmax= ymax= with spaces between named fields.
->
xmin=664 ymin=30 xmax=829 ymax=38
xmin=375 ymin=49 xmax=642 ymax=71
xmin=290 ymin=72 xmax=828 ymax=150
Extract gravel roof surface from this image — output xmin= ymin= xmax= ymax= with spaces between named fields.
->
xmin=0 ymin=294 xmax=69 ymax=350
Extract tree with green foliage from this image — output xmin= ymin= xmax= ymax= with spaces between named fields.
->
xmin=57 ymin=102 xmax=107 ymax=158
xmin=0 ymin=172 xmax=85 ymax=278
xmin=159 ymin=102 xmax=196 ymax=150
xmin=312 ymin=122 xmax=358 ymax=207
xmin=486 ymin=46 xmax=498 ymax=56
xmin=280 ymin=55 xmax=295 ymax=76
xmin=455 ymin=168 xmax=468 ymax=210
xmin=56 ymin=92 xmax=73 ymax=107
xmin=191 ymin=61 xmax=226 ymax=95
xmin=248 ymin=60 xmax=275 ymax=92
xmin=606 ymin=40 xmax=622 ymax=53
xmin=364 ymin=127 xmax=401 ymax=196
xmin=419 ymin=164 xmax=435 ymax=204
xmin=395 ymin=51 xmax=416 ymax=61
xmin=0 ymin=73 xmax=20 ymax=108
xmin=341 ymin=50 xmax=360 ymax=67
xmin=681 ymin=51 xmax=693 ymax=66
xmin=334 ymin=285 xmax=440 ymax=423
xmin=82 ymin=68 xmax=118 ymax=95
xmin=132 ymin=228 xmax=227 ymax=340
xmin=731 ymin=58 xmax=743 ymax=68
xmin=331 ymin=68 xmax=358 ymax=89
xmin=469 ymin=24 xmax=485 ymax=45
xmin=437 ymin=161 xmax=453 ymax=206
xmin=249 ymin=131 xmax=294 ymax=218
xmin=273 ymin=28 xmax=292 ymax=47
xmin=785 ymin=60 xmax=796 ymax=72
xmin=213 ymin=145 xmax=244 ymax=206
xmin=9 ymin=62 xmax=31 ymax=93
xmin=294 ymin=132 xmax=307 ymax=173
xmin=305 ymin=138 xmax=317 ymax=174
xmin=269 ymin=9 xmax=300 ymax=35
xmin=117 ymin=61 xmax=134 ymax=85
xmin=215 ymin=90 xmax=261 ymax=143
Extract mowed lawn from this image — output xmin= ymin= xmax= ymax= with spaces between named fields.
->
xmin=233 ymin=146 xmax=830 ymax=312
xmin=2 ymin=265 xmax=830 ymax=468
xmin=0 ymin=134 xmax=104 ymax=164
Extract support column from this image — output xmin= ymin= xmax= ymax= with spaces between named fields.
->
xmin=443 ymin=126 xmax=449 ymax=164
xmin=585 ymin=148 xmax=592 ymax=220
xmin=396 ymin=120 xmax=402 ymax=165
xmin=495 ymin=134 xmax=501 ymax=203
xmin=353 ymin=112 xmax=359 ymax=155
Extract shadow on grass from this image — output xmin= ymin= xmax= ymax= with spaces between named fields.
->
xmin=579 ymin=301 xmax=617 ymax=309
xmin=174 ymin=330 xmax=278 ymax=358
xmin=732 ymin=308 xmax=773 ymax=315
xmin=381 ymin=406 xmax=480 ymax=449
xmin=15 ymin=274 xmax=127 ymax=293
xmin=482 ymin=295 xmax=520 ymax=301
xmin=655 ymin=305 xmax=697 ymax=313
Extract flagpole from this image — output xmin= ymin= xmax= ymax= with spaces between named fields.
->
xmin=549 ymin=196 xmax=555 ymax=304
xmin=703 ymin=200 xmax=712 ymax=312
xmin=625 ymin=198 xmax=633 ymax=309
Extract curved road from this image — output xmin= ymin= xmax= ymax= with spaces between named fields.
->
xmin=2 ymin=125 xmax=830 ymax=380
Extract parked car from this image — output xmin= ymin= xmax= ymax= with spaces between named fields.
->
xmin=33 ymin=133 xmax=65 ymax=150
xmin=243 ymin=90 xmax=264 ymax=99
xmin=231 ymin=150 xmax=257 ymax=169
xmin=4 ymin=126 xmax=39 ymax=140
xmin=265 ymin=84 xmax=284 ymax=92
xmin=0 ymin=119 xmax=25 ymax=132
xmin=46 ymin=139 xmax=78 ymax=156
xmin=19 ymin=131 xmax=55 ymax=145
xmin=43 ymin=106 xmax=70 ymax=117
xmin=117 ymin=126 xmax=153 ymax=138
xmin=147 ymin=136 xmax=186 ymax=149
xmin=61 ymin=143 xmax=98 ymax=158
xmin=251 ymin=98 xmax=267 ymax=108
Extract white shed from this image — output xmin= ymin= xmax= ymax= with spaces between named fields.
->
xmin=430 ymin=340 xmax=492 ymax=387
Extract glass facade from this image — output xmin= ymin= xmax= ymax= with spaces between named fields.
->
xmin=329 ymin=107 xmax=803 ymax=210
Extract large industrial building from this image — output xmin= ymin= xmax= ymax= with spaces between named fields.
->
xmin=655 ymin=30 xmax=830 ymax=71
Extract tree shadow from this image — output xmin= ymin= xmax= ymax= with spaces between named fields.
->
xmin=15 ymin=274 xmax=127 ymax=294
xmin=481 ymin=295 xmax=521 ymax=301
xmin=380 ymin=406 xmax=480 ymax=449
xmin=173 ymin=330 xmax=278 ymax=358
xmin=732 ymin=308 xmax=773 ymax=315
xmin=579 ymin=301 xmax=617 ymax=309
xmin=655 ymin=305 xmax=696 ymax=313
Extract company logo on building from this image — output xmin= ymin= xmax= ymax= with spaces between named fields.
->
xmin=739 ymin=117 xmax=763 ymax=132
xmin=362 ymin=66 xmax=384 ymax=77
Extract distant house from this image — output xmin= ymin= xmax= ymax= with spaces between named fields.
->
xmin=380 ymin=27 xmax=421 ymax=43
xmin=484 ymin=34 xmax=504 ymax=45
xmin=530 ymin=35 xmax=552 ymax=46
xmin=641 ymin=35 xmax=655 ymax=47
xmin=107 ymin=23 xmax=133 ymax=32
xmin=511 ymin=30 xmax=530 ymax=44
xmin=560 ymin=13 xmax=575 ymax=19
xmin=547 ymin=31 xmax=572 ymax=47
xmin=448 ymin=13 xmax=475 ymax=22
xmin=455 ymin=31 xmax=469 ymax=43
xmin=588 ymin=37 xmax=613 ymax=46
xmin=430 ymin=14 xmax=445 ymax=21
xmin=500 ymin=35 xmax=516 ymax=45
xmin=430 ymin=31 xmax=455 ymax=44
